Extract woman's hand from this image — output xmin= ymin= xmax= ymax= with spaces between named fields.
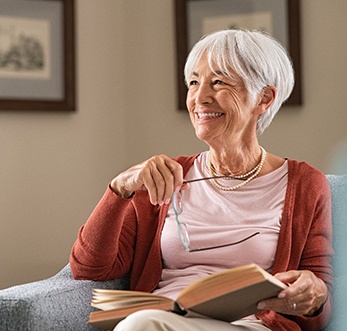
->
xmin=257 ymin=270 xmax=328 ymax=316
xmin=110 ymin=155 xmax=184 ymax=205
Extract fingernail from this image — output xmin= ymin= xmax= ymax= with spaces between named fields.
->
xmin=175 ymin=186 xmax=180 ymax=193
xmin=257 ymin=302 xmax=266 ymax=309
xmin=165 ymin=198 xmax=171 ymax=205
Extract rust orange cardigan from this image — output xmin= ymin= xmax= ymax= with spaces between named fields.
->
xmin=70 ymin=155 xmax=333 ymax=331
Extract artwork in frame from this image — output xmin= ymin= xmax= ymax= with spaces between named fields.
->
xmin=0 ymin=0 xmax=75 ymax=111
xmin=175 ymin=0 xmax=302 ymax=110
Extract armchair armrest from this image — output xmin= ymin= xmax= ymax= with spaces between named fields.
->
xmin=0 ymin=264 xmax=129 ymax=331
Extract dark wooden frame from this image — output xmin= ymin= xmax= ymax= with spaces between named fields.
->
xmin=175 ymin=0 xmax=302 ymax=110
xmin=0 ymin=0 xmax=76 ymax=111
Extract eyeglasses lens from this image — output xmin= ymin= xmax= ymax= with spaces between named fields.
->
xmin=179 ymin=222 xmax=190 ymax=250
xmin=172 ymin=192 xmax=183 ymax=214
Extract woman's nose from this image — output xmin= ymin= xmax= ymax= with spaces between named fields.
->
xmin=195 ymin=84 xmax=213 ymax=105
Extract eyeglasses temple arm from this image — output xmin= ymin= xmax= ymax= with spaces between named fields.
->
xmin=183 ymin=175 xmax=246 ymax=184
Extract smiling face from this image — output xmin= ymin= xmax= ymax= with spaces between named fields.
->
xmin=186 ymin=55 xmax=262 ymax=149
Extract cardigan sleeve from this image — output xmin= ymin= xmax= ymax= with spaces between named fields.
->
xmin=69 ymin=155 xmax=199 ymax=286
xmin=70 ymin=186 xmax=137 ymax=281
xmin=271 ymin=161 xmax=333 ymax=331
xmin=293 ymin=170 xmax=333 ymax=330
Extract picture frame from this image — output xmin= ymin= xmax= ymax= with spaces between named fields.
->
xmin=175 ymin=0 xmax=302 ymax=110
xmin=0 ymin=0 xmax=75 ymax=111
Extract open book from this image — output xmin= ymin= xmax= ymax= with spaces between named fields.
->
xmin=89 ymin=263 xmax=286 ymax=330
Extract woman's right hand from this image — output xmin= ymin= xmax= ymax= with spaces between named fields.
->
xmin=110 ymin=155 xmax=184 ymax=205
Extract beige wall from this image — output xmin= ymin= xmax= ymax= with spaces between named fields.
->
xmin=0 ymin=0 xmax=346 ymax=289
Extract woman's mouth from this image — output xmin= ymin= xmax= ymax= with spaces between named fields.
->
xmin=196 ymin=112 xmax=223 ymax=119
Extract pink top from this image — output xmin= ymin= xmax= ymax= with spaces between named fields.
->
xmin=153 ymin=152 xmax=288 ymax=300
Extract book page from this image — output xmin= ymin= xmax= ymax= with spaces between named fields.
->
xmin=177 ymin=264 xmax=286 ymax=309
xmin=89 ymin=300 xmax=173 ymax=330
xmin=92 ymin=298 xmax=170 ymax=311
xmin=92 ymin=289 xmax=172 ymax=311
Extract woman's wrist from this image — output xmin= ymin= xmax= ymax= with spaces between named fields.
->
xmin=110 ymin=178 xmax=134 ymax=199
xmin=305 ymin=278 xmax=328 ymax=317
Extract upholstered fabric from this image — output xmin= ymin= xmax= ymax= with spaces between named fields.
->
xmin=325 ymin=175 xmax=347 ymax=330
xmin=0 ymin=175 xmax=345 ymax=331
xmin=0 ymin=264 xmax=129 ymax=331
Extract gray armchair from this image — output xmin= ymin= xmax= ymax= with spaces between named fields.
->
xmin=0 ymin=264 xmax=129 ymax=331
xmin=1 ymin=175 xmax=346 ymax=331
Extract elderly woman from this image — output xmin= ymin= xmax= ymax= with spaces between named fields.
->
xmin=70 ymin=29 xmax=333 ymax=331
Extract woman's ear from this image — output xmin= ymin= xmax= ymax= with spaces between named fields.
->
xmin=254 ymin=86 xmax=277 ymax=115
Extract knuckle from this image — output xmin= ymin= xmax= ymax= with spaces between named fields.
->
xmin=157 ymin=177 xmax=166 ymax=186
xmin=147 ymin=156 xmax=158 ymax=167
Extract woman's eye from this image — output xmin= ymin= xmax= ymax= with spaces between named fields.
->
xmin=189 ymin=80 xmax=199 ymax=87
xmin=213 ymin=80 xmax=225 ymax=85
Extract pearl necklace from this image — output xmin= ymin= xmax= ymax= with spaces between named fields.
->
xmin=209 ymin=146 xmax=267 ymax=191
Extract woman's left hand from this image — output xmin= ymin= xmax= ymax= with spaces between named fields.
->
xmin=257 ymin=270 xmax=328 ymax=316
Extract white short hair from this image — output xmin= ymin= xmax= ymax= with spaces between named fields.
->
xmin=184 ymin=29 xmax=295 ymax=135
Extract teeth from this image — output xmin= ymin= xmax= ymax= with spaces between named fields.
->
xmin=197 ymin=112 xmax=223 ymax=119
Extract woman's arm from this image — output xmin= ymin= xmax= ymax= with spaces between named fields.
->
xmin=70 ymin=187 xmax=137 ymax=280
xmin=70 ymin=154 xmax=187 ymax=281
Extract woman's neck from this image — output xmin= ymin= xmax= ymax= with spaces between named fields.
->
xmin=209 ymin=144 xmax=263 ymax=177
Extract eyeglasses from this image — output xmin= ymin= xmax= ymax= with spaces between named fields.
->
xmin=172 ymin=176 xmax=260 ymax=252
xmin=183 ymin=175 xmax=245 ymax=184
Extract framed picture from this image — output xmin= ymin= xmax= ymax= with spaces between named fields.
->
xmin=175 ymin=0 xmax=302 ymax=110
xmin=0 ymin=0 xmax=75 ymax=111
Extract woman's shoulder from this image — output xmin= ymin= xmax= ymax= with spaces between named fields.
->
xmin=287 ymin=159 xmax=325 ymax=177
xmin=287 ymin=159 xmax=329 ymax=192
xmin=172 ymin=154 xmax=200 ymax=174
